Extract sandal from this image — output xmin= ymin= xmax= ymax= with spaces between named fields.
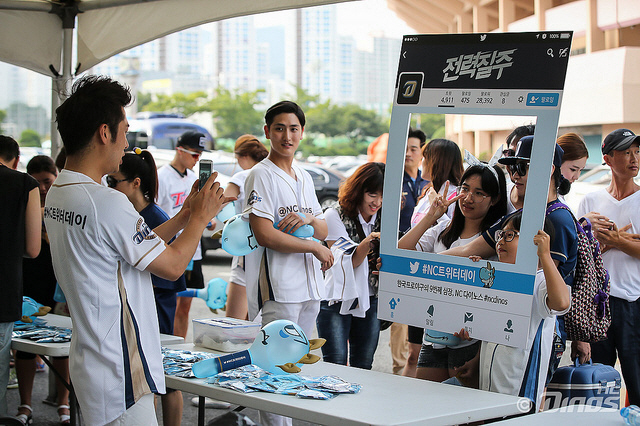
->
xmin=15 ymin=404 xmax=32 ymax=425
xmin=57 ymin=405 xmax=71 ymax=425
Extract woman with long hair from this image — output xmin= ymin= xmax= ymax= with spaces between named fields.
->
xmin=107 ymin=149 xmax=185 ymax=426
xmin=404 ymin=138 xmax=464 ymax=377
xmin=223 ymin=134 xmax=269 ymax=320
xmin=556 ymin=132 xmax=589 ymax=184
xmin=399 ymin=162 xmax=507 ymax=384
xmin=411 ymin=139 xmax=464 ymax=231
xmin=318 ymin=162 xmax=385 ymax=369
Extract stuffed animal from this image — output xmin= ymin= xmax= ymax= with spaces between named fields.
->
xmin=20 ymin=296 xmax=51 ymax=323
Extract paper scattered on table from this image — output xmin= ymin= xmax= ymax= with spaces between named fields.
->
xmin=12 ymin=320 xmax=71 ymax=343
xmin=162 ymin=348 xmax=361 ymax=399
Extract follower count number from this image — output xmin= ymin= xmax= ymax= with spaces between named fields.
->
xmin=476 ymin=91 xmax=493 ymax=104
xmin=440 ymin=91 xmax=454 ymax=104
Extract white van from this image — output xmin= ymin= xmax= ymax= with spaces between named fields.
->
xmin=126 ymin=113 xmax=214 ymax=150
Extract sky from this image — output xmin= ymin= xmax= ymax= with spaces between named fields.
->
xmin=254 ymin=0 xmax=415 ymax=50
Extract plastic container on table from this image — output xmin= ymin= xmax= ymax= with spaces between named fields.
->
xmin=192 ymin=317 xmax=260 ymax=353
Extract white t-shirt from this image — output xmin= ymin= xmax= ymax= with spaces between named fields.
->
xmin=44 ymin=170 xmax=166 ymax=425
xmin=410 ymin=185 xmax=457 ymax=228
xmin=415 ymin=219 xmax=480 ymax=349
xmin=479 ymin=270 xmax=570 ymax=410
xmin=243 ymin=159 xmax=326 ymax=320
xmin=577 ymin=188 xmax=640 ymax=301
xmin=229 ymin=169 xmax=251 ymax=215
xmin=157 ymin=165 xmax=202 ymax=260
xmin=506 ymin=181 xmax=518 ymax=215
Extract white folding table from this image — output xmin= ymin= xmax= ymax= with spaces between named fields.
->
xmin=11 ymin=313 xmax=183 ymax=425
xmin=165 ymin=342 xmax=526 ymax=426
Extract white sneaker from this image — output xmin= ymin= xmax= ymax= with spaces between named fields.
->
xmin=190 ymin=396 xmax=230 ymax=409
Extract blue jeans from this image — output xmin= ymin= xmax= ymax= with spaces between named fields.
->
xmin=0 ymin=322 xmax=14 ymax=416
xmin=316 ymin=296 xmax=380 ymax=370
xmin=590 ymin=296 xmax=640 ymax=405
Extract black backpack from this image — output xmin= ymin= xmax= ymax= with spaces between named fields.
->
xmin=546 ymin=202 xmax=611 ymax=342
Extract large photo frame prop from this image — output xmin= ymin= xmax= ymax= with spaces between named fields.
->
xmin=379 ymin=32 xmax=573 ymax=349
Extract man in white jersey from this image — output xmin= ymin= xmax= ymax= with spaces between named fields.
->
xmin=577 ymin=128 xmax=640 ymax=406
xmin=244 ymin=101 xmax=333 ymax=425
xmin=45 ymin=76 xmax=226 ymax=425
xmin=157 ymin=131 xmax=208 ymax=339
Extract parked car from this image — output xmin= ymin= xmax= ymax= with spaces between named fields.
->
xmin=300 ymin=162 xmax=345 ymax=210
xmin=126 ymin=117 xmax=214 ymax=150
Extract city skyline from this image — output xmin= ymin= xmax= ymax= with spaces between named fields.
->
xmin=0 ymin=0 xmax=410 ymax=138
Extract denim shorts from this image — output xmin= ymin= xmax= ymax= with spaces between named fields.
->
xmin=417 ymin=340 xmax=480 ymax=369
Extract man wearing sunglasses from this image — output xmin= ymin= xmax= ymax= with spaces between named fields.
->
xmin=157 ymin=131 xmax=210 ymax=340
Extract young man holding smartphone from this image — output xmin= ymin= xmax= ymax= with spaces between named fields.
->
xmin=45 ymin=76 xmax=226 ymax=424
xmin=157 ymin=131 xmax=208 ymax=339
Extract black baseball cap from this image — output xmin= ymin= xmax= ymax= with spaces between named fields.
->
xmin=602 ymin=129 xmax=639 ymax=156
xmin=176 ymin=131 xmax=209 ymax=152
xmin=498 ymin=136 xmax=564 ymax=168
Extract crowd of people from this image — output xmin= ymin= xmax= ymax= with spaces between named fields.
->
xmin=1 ymin=73 xmax=638 ymax=425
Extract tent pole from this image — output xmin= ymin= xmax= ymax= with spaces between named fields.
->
xmin=50 ymin=26 xmax=73 ymax=162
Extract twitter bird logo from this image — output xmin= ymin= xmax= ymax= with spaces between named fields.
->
xmin=409 ymin=261 xmax=420 ymax=274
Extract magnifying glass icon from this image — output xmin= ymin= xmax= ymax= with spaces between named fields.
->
xmin=547 ymin=48 xmax=554 ymax=57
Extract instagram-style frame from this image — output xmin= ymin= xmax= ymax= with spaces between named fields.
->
xmin=378 ymin=32 xmax=573 ymax=348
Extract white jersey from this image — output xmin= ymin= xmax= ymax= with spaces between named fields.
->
xmin=243 ymin=159 xmax=325 ymax=320
xmin=44 ymin=170 xmax=166 ymax=425
xmin=157 ymin=164 xmax=202 ymax=260
xmin=577 ymin=188 xmax=640 ymax=301
xmin=323 ymin=208 xmax=377 ymax=318
xmin=479 ymin=270 xmax=570 ymax=410
xmin=230 ymin=169 xmax=251 ymax=215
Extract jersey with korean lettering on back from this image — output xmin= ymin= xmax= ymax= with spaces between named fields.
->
xmin=44 ymin=169 xmax=166 ymax=425
xmin=243 ymin=158 xmax=326 ymax=320
xmin=479 ymin=269 xmax=569 ymax=410
xmin=157 ymin=164 xmax=202 ymax=260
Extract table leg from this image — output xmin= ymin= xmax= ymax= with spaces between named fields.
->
xmin=198 ymin=396 xmax=205 ymax=426
xmin=40 ymin=356 xmax=80 ymax=426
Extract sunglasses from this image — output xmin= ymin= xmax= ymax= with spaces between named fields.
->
xmin=177 ymin=146 xmax=202 ymax=160
xmin=507 ymin=162 xmax=529 ymax=177
xmin=502 ymin=149 xmax=516 ymax=157
xmin=106 ymin=176 xmax=130 ymax=188
xmin=495 ymin=229 xmax=519 ymax=243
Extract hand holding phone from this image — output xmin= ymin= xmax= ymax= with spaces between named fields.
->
xmin=199 ymin=159 xmax=213 ymax=190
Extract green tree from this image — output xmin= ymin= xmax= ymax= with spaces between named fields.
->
xmin=20 ymin=129 xmax=41 ymax=147
xmin=410 ymin=113 xmax=445 ymax=140
xmin=141 ymin=91 xmax=209 ymax=116
xmin=287 ymin=85 xmax=321 ymax=111
xmin=136 ymin=92 xmax=153 ymax=111
xmin=205 ymin=88 xmax=264 ymax=139
xmin=306 ymin=103 xmax=387 ymax=139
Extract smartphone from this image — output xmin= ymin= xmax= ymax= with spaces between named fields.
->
xmin=199 ymin=159 xmax=213 ymax=190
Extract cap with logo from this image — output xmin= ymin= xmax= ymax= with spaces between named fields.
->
xmin=176 ymin=131 xmax=209 ymax=152
xmin=602 ymin=128 xmax=639 ymax=156
xmin=498 ymin=135 xmax=563 ymax=168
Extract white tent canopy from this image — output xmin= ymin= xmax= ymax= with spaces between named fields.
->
xmin=0 ymin=0 xmax=352 ymax=151
xmin=0 ymin=0 xmax=352 ymax=76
